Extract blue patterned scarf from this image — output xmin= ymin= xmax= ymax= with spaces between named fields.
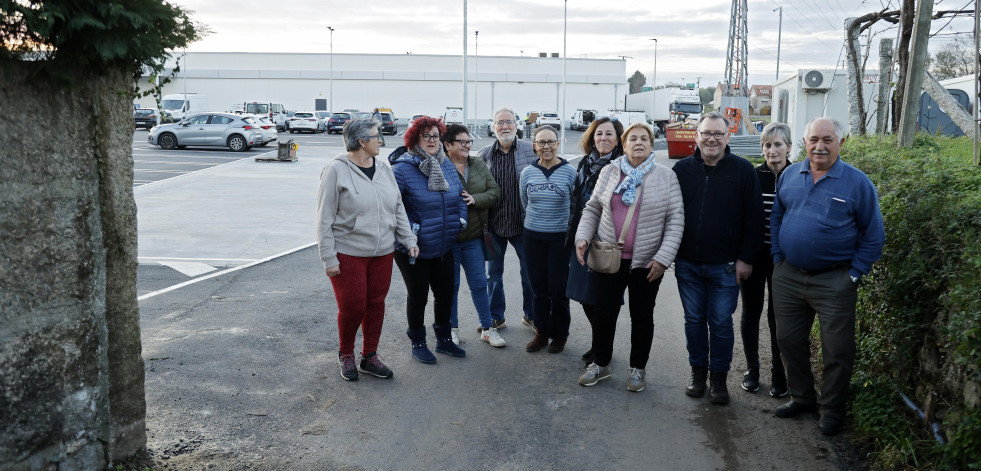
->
xmin=613 ymin=153 xmax=656 ymax=206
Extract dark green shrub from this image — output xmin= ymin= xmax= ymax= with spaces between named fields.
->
xmin=845 ymin=134 xmax=981 ymax=470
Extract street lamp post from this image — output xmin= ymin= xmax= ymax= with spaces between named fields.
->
xmin=327 ymin=26 xmax=335 ymax=112
xmin=773 ymin=7 xmax=782 ymax=81
xmin=474 ymin=30 xmax=479 ymax=131
xmin=561 ymin=0 xmax=567 ymax=155
xmin=650 ymin=38 xmax=657 ymax=134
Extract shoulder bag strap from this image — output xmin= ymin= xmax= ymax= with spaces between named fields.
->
xmin=615 ymin=185 xmax=642 ymax=247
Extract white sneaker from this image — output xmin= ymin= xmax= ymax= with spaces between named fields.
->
xmin=579 ymin=362 xmax=611 ymax=386
xmin=479 ymin=327 xmax=506 ymax=347
xmin=451 ymin=327 xmax=462 ymax=345
xmin=626 ymin=367 xmax=646 ymax=392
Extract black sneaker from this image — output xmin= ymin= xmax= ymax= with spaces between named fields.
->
xmin=338 ymin=353 xmax=358 ymax=381
xmin=741 ymin=368 xmax=760 ymax=393
xmin=358 ymin=352 xmax=394 ymax=379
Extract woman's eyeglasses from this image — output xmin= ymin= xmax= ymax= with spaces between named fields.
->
xmin=452 ymin=139 xmax=474 ymax=146
xmin=534 ymin=140 xmax=558 ymax=147
xmin=421 ymin=133 xmax=440 ymax=142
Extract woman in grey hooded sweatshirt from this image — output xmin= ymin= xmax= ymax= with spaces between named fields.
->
xmin=317 ymin=117 xmax=418 ymax=382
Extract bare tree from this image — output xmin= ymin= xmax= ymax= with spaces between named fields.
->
xmin=930 ymin=35 xmax=977 ymax=79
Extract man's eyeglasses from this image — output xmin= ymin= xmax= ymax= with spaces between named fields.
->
xmin=699 ymin=131 xmax=728 ymax=140
xmin=421 ymin=133 xmax=440 ymax=142
xmin=534 ymin=140 xmax=558 ymax=147
xmin=495 ymin=120 xmax=516 ymax=126
xmin=452 ymin=139 xmax=474 ymax=146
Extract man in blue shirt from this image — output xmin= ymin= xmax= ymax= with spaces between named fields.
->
xmin=769 ymin=117 xmax=884 ymax=436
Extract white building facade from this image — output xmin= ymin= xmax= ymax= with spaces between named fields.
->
xmin=136 ymin=52 xmax=628 ymax=124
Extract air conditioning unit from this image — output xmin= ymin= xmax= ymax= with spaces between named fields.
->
xmin=801 ymin=70 xmax=832 ymax=92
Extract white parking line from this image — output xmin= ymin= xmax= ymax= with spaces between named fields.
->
xmin=135 ymin=151 xmax=276 ymax=189
xmin=138 ymin=242 xmax=316 ymax=301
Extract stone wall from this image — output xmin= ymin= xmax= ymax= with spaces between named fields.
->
xmin=0 ymin=63 xmax=144 ymax=469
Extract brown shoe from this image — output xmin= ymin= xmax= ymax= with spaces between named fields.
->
xmin=547 ymin=338 xmax=567 ymax=354
xmin=526 ymin=333 xmax=549 ymax=352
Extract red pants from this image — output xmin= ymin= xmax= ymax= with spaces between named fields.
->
xmin=328 ymin=252 xmax=394 ymax=356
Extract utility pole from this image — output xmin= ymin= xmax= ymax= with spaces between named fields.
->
xmin=650 ymin=38 xmax=657 ymax=122
xmin=327 ymin=26 xmax=334 ymax=113
xmin=773 ymin=7 xmax=782 ymax=81
xmin=897 ymin=0 xmax=934 ymax=147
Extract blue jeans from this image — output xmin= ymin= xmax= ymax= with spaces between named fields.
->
xmin=486 ymin=230 xmax=534 ymax=322
xmin=450 ymin=238 xmax=493 ymax=330
xmin=675 ymin=258 xmax=740 ymax=372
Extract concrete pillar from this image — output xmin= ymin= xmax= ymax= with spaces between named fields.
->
xmin=0 ymin=64 xmax=144 ymax=468
xmin=877 ymin=38 xmax=894 ymax=134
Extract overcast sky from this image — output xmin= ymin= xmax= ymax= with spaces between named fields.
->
xmin=170 ymin=0 xmax=977 ymax=88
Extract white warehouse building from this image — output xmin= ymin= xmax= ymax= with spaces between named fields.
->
xmin=135 ymin=52 xmax=629 ymax=124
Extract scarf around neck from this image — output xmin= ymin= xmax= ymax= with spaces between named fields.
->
xmin=579 ymin=149 xmax=615 ymax=185
xmin=613 ymin=153 xmax=657 ymax=206
xmin=411 ymin=144 xmax=449 ymax=191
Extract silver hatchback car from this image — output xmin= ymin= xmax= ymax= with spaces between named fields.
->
xmin=148 ymin=112 xmax=262 ymax=151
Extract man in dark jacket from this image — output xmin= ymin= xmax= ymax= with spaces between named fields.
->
xmin=672 ymin=112 xmax=764 ymax=405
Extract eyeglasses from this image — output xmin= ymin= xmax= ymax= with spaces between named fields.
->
xmin=452 ymin=139 xmax=474 ymax=146
xmin=361 ymin=134 xmax=382 ymax=141
xmin=421 ymin=133 xmax=440 ymax=142
xmin=495 ymin=120 xmax=516 ymax=126
xmin=534 ymin=140 xmax=558 ymax=147
xmin=699 ymin=131 xmax=728 ymax=140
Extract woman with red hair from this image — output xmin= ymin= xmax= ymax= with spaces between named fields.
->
xmin=389 ymin=116 xmax=469 ymax=364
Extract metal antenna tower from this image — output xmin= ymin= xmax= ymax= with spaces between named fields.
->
xmin=723 ymin=0 xmax=748 ymax=98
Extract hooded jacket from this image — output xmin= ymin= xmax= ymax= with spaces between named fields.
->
xmin=316 ymin=153 xmax=417 ymax=269
xmin=389 ymin=146 xmax=468 ymax=258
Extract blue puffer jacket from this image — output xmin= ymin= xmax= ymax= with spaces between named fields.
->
xmin=389 ymin=146 xmax=468 ymax=258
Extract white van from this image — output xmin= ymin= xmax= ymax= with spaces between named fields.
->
xmin=443 ymin=107 xmax=464 ymax=125
xmin=160 ymin=94 xmax=209 ymax=121
xmin=242 ymin=101 xmax=287 ymax=129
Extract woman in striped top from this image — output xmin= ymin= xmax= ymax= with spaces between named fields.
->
xmin=520 ymin=126 xmax=577 ymax=354
xmin=738 ymin=122 xmax=792 ymax=397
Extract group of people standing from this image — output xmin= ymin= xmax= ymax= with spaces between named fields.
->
xmin=316 ymin=107 xmax=884 ymax=436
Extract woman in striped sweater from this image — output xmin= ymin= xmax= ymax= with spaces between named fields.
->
xmin=738 ymin=122 xmax=791 ymax=396
xmin=520 ymin=126 xmax=577 ymax=354
xmin=574 ymin=122 xmax=685 ymax=392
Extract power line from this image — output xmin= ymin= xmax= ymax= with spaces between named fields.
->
xmin=768 ymin=0 xmax=842 ymax=51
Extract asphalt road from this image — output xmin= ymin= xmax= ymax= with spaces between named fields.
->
xmin=134 ymin=142 xmax=864 ymax=470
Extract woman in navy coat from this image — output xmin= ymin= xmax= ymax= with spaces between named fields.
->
xmin=389 ymin=116 xmax=469 ymax=364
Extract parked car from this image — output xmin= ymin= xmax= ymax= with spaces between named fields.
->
xmin=253 ymin=116 xmax=278 ymax=147
xmin=537 ymin=112 xmax=561 ymax=130
xmin=282 ymin=111 xmax=296 ymax=131
xmin=354 ymin=111 xmax=371 ymax=120
xmin=487 ymin=118 xmax=524 ymax=138
xmin=379 ymin=112 xmax=397 ymax=135
xmin=409 ymin=114 xmax=427 ymax=127
xmin=288 ymin=111 xmax=320 ymax=133
xmin=327 ymin=112 xmax=351 ymax=134
xmin=134 ymin=108 xmax=159 ymax=130
xmin=148 ymin=112 xmax=262 ymax=152
xmin=314 ymin=111 xmax=330 ymax=132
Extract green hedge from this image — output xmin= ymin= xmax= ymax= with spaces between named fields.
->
xmin=845 ymin=134 xmax=981 ymax=469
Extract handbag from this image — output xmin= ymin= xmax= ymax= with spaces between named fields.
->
xmin=587 ymin=186 xmax=641 ymax=274
xmin=482 ymin=223 xmax=502 ymax=261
